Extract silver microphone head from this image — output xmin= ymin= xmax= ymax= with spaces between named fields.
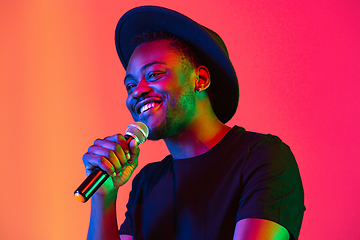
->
xmin=124 ymin=122 xmax=149 ymax=145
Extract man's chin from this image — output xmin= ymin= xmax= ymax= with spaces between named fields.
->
xmin=145 ymin=124 xmax=162 ymax=141
xmin=145 ymin=120 xmax=171 ymax=141
xmin=138 ymin=116 xmax=159 ymax=130
xmin=134 ymin=111 xmax=170 ymax=140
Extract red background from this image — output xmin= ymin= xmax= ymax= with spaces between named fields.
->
xmin=1 ymin=1 xmax=359 ymax=239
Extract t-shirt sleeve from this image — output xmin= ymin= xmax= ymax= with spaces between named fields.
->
xmin=118 ymin=186 xmax=135 ymax=236
xmin=119 ymin=166 xmax=146 ymax=236
xmin=236 ymin=135 xmax=305 ymax=239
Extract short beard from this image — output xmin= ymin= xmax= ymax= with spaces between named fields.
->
xmin=146 ymin=85 xmax=196 ymax=141
xmin=146 ymin=119 xmax=172 ymax=141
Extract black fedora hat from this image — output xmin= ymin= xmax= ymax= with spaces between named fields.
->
xmin=115 ymin=5 xmax=239 ymax=123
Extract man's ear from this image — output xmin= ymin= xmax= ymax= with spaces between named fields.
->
xmin=195 ymin=66 xmax=211 ymax=92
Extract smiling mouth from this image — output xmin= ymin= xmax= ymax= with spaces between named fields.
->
xmin=140 ymin=102 xmax=161 ymax=114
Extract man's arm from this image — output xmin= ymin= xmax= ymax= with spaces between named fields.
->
xmin=83 ymin=135 xmax=140 ymax=240
xmin=119 ymin=235 xmax=133 ymax=240
xmin=87 ymin=191 xmax=120 ymax=240
xmin=233 ymin=218 xmax=290 ymax=240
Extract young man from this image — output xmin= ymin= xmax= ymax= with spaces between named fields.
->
xmin=82 ymin=6 xmax=305 ymax=240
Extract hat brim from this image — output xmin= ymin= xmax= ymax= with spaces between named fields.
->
xmin=115 ymin=6 xmax=239 ymax=123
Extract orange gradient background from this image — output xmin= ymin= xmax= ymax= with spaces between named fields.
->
xmin=1 ymin=1 xmax=359 ymax=239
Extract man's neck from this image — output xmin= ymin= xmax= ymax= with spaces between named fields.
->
xmin=164 ymin=119 xmax=231 ymax=159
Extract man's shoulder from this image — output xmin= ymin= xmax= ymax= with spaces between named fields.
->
xmin=231 ymin=125 xmax=283 ymax=147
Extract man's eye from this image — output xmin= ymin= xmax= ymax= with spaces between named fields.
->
xmin=147 ymin=72 xmax=163 ymax=80
xmin=126 ymin=84 xmax=136 ymax=93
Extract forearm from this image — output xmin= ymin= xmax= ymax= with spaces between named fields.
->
xmin=87 ymin=190 xmax=120 ymax=240
xmin=233 ymin=218 xmax=289 ymax=240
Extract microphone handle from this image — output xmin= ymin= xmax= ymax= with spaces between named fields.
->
xmin=74 ymin=168 xmax=109 ymax=203
xmin=74 ymin=136 xmax=132 ymax=203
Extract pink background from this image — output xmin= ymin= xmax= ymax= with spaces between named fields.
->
xmin=1 ymin=1 xmax=359 ymax=239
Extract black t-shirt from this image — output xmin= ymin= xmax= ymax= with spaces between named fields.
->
xmin=119 ymin=126 xmax=305 ymax=239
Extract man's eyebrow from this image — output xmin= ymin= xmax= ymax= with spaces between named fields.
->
xmin=140 ymin=61 xmax=166 ymax=72
xmin=124 ymin=61 xmax=166 ymax=83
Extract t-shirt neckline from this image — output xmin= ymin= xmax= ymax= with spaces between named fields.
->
xmin=171 ymin=125 xmax=243 ymax=163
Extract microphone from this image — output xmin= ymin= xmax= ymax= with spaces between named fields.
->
xmin=74 ymin=122 xmax=149 ymax=203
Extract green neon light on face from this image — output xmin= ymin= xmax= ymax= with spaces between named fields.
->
xmin=85 ymin=174 xmax=107 ymax=197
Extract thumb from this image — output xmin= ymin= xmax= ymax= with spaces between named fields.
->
xmin=129 ymin=138 xmax=139 ymax=157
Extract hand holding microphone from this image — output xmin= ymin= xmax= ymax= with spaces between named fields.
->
xmin=75 ymin=122 xmax=148 ymax=203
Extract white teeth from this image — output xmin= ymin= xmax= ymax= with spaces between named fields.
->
xmin=140 ymin=102 xmax=159 ymax=113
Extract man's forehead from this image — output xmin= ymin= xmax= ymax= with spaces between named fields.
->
xmin=126 ymin=40 xmax=178 ymax=72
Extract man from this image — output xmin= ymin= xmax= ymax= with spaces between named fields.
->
xmin=82 ymin=6 xmax=305 ymax=240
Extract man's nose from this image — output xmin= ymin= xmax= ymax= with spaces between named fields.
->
xmin=132 ymin=79 xmax=152 ymax=99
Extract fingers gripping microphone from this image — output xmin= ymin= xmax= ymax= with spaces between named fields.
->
xmin=74 ymin=122 xmax=149 ymax=203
